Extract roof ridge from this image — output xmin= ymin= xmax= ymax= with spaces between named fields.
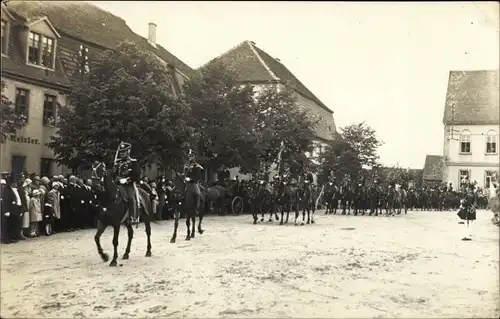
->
xmin=246 ymin=40 xmax=280 ymax=81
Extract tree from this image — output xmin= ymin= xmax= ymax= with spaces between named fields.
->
xmin=250 ymin=86 xmax=318 ymax=176
xmin=1 ymin=81 xmax=26 ymax=143
xmin=320 ymin=121 xmax=383 ymax=181
xmin=49 ymin=41 xmax=191 ymax=170
xmin=183 ymin=61 xmax=260 ymax=173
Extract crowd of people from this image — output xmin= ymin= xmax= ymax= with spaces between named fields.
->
xmin=0 ymin=171 xmax=171 ymax=244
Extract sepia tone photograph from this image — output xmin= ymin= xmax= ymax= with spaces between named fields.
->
xmin=0 ymin=1 xmax=499 ymax=318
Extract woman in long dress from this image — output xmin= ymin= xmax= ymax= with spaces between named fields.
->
xmin=29 ymin=189 xmax=42 ymax=237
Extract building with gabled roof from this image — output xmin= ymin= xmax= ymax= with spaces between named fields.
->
xmin=200 ymin=40 xmax=337 ymax=181
xmin=442 ymin=69 xmax=499 ymax=190
xmin=0 ymin=1 xmax=194 ymax=177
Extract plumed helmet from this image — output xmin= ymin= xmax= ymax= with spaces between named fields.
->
xmin=115 ymin=142 xmax=132 ymax=163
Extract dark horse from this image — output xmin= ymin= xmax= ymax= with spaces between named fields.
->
xmin=92 ymin=162 xmax=154 ymax=267
xmin=276 ymin=178 xmax=298 ymax=225
xmin=170 ymin=174 xmax=205 ymax=243
xmin=324 ymin=181 xmax=339 ymax=215
xmin=296 ymin=180 xmax=316 ymax=225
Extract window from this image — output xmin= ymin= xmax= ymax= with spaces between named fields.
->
xmin=15 ymin=88 xmax=30 ymax=121
xmin=486 ymin=130 xmax=497 ymax=154
xmin=78 ymin=45 xmax=90 ymax=74
xmin=485 ymin=171 xmax=495 ymax=189
xmin=460 ymin=130 xmax=471 ymax=153
xmin=459 ymin=169 xmax=470 ymax=187
xmin=28 ymin=31 xmax=41 ymax=65
xmin=40 ymin=158 xmax=53 ymax=177
xmin=43 ymin=94 xmax=57 ymax=126
xmin=41 ymin=36 xmax=54 ymax=68
xmin=27 ymin=31 xmax=55 ymax=68
xmin=1 ymin=20 xmax=7 ymax=55
xmin=11 ymin=156 xmax=26 ymax=180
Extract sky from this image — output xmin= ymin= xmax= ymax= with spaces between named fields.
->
xmin=91 ymin=1 xmax=499 ymax=169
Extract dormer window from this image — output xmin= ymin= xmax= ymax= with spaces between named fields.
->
xmin=27 ymin=31 xmax=55 ymax=69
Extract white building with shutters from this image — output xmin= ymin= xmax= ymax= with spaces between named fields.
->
xmin=442 ymin=70 xmax=499 ymax=190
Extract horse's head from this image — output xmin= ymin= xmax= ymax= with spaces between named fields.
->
xmin=91 ymin=161 xmax=108 ymax=181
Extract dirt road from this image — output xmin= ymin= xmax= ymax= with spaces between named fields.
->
xmin=1 ymin=210 xmax=498 ymax=318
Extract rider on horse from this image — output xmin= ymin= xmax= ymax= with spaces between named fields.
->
xmin=113 ymin=142 xmax=142 ymax=222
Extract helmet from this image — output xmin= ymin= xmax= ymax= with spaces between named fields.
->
xmin=114 ymin=142 xmax=131 ymax=165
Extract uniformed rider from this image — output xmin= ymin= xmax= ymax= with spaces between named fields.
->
xmin=114 ymin=142 xmax=141 ymax=222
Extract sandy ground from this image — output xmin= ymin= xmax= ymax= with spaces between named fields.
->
xmin=1 ymin=209 xmax=498 ymax=318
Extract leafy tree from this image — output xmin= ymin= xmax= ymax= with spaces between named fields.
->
xmin=247 ymin=86 xmax=319 ymax=176
xmin=49 ymin=41 xmax=191 ymax=170
xmin=320 ymin=121 xmax=383 ymax=181
xmin=1 ymin=81 xmax=26 ymax=143
xmin=183 ymin=62 xmax=260 ymax=173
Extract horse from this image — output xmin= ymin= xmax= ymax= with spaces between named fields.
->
xmin=296 ymin=180 xmax=316 ymax=225
xmin=92 ymin=162 xmax=154 ymax=267
xmin=339 ymin=181 xmax=353 ymax=215
xmin=170 ymin=174 xmax=205 ymax=243
xmin=251 ymin=180 xmax=277 ymax=224
xmin=368 ymin=183 xmax=382 ymax=216
xmin=323 ymin=182 xmax=339 ymax=215
xmin=353 ymin=183 xmax=367 ymax=216
xmin=275 ymin=178 xmax=298 ymax=225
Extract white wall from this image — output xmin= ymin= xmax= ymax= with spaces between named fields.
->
xmin=443 ymin=124 xmax=500 ymax=189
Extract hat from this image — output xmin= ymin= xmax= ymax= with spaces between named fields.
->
xmin=41 ymin=177 xmax=50 ymax=185
xmin=52 ymin=182 xmax=61 ymax=188
xmin=23 ymin=178 xmax=32 ymax=187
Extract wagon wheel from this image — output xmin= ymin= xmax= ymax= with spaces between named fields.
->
xmin=231 ymin=196 xmax=244 ymax=215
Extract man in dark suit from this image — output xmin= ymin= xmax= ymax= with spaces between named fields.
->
xmin=1 ymin=174 xmax=22 ymax=243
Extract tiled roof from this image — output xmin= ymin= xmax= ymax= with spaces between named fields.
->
xmin=201 ymin=40 xmax=337 ymax=141
xmin=443 ymin=70 xmax=499 ymax=125
xmin=423 ymin=155 xmax=444 ymax=181
xmin=6 ymin=1 xmax=195 ymax=79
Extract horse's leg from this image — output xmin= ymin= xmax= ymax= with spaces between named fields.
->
xmin=279 ymin=203 xmax=285 ymax=225
xmin=190 ymin=216 xmax=196 ymax=238
xmin=311 ymin=202 xmax=316 ymax=224
xmin=301 ymin=204 xmax=306 ymax=226
xmin=294 ymin=201 xmax=300 ymax=226
xmin=109 ymin=225 xmax=120 ymax=267
xmin=144 ymin=214 xmax=152 ymax=257
xmin=198 ymin=209 xmax=205 ymax=235
xmin=185 ymin=214 xmax=191 ymax=241
xmin=122 ymin=221 xmax=134 ymax=260
xmin=170 ymin=209 xmax=180 ymax=243
xmin=94 ymin=220 xmax=109 ymax=262
xmin=306 ymin=205 xmax=311 ymax=224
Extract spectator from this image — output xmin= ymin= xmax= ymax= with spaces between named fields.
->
xmin=29 ymin=189 xmax=43 ymax=237
xmin=44 ymin=182 xmax=60 ymax=236
xmin=19 ymin=177 xmax=31 ymax=239
xmin=150 ymin=181 xmax=159 ymax=220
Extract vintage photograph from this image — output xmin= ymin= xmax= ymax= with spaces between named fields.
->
xmin=1 ymin=1 xmax=499 ymax=318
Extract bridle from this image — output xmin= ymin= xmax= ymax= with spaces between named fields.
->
xmin=92 ymin=162 xmax=106 ymax=182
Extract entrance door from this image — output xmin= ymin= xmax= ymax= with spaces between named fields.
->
xmin=11 ymin=155 xmax=26 ymax=181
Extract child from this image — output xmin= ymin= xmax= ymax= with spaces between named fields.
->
xmin=29 ymin=189 xmax=42 ymax=237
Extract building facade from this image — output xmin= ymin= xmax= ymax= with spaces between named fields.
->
xmin=442 ymin=70 xmax=499 ymax=190
xmin=1 ymin=1 xmax=194 ymax=178
xmin=201 ymin=40 xmax=337 ymax=182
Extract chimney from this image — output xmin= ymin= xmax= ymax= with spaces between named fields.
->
xmin=275 ymin=58 xmax=281 ymax=62
xmin=148 ymin=22 xmax=157 ymax=47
